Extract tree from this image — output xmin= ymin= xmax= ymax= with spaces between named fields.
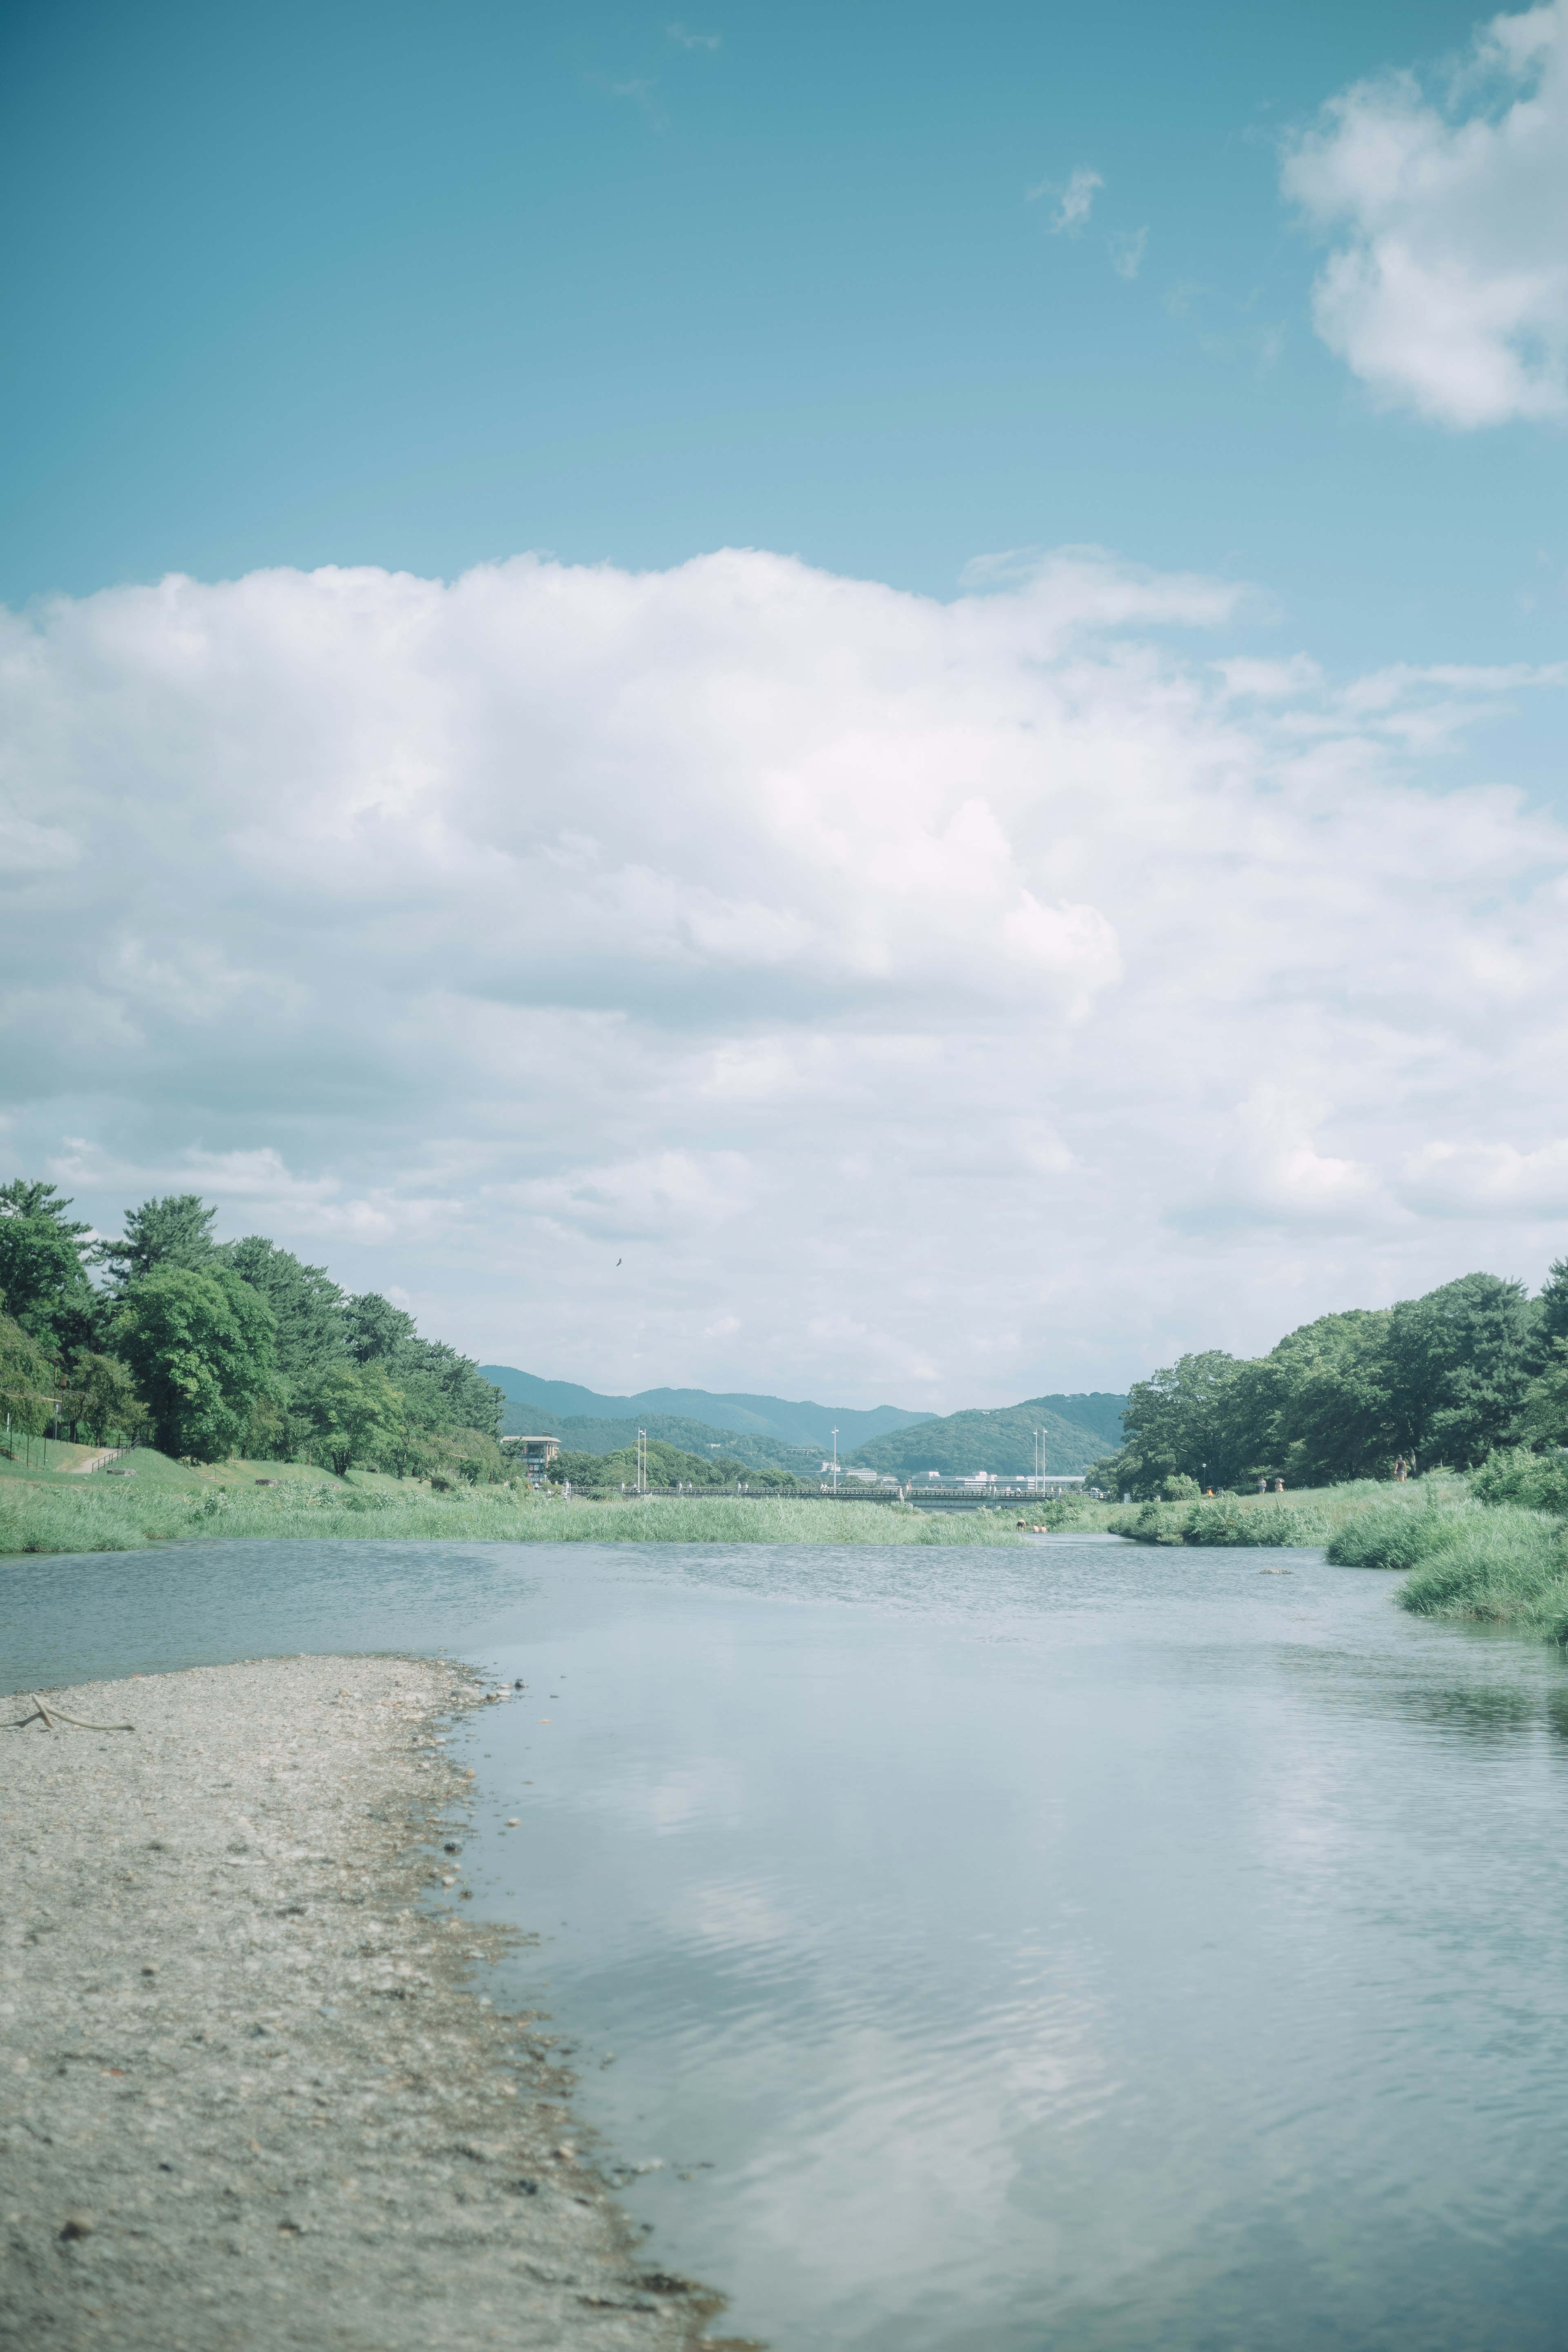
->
xmin=344 ymin=1292 xmax=418 ymax=1365
xmin=0 ymin=1178 xmax=89 ymax=1229
xmin=116 ymin=1268 xmax=277 ymax=1461
xmin=0 ymin=1309 xmax=56 ymax=1442
xmin=0 ymin=1179 xmax=97 ymax=1350
xmin=1532 ymin=1256 xmax=1568 ymax=1370
xmin=1379 ymin=1272 xmax=1536 ymax=1467
xmin=1515 ymin=1337 xmax=1568 ymax=1452
xmin=1265 ymin=1309 xmax=1394 ymax=1486
xmin=60 ymin=1352 xmax=148 ymax=1446
xmin=1106 ymin=1351 xmax=1254 ymax=1497
xmin=220 ymin=1236 xmax=347 ymax=1385
xmin=345 ymin=1292 xmax=503 ymax=1441
xmin=97 ymin=1194 xmax=218 ymax=1294
xmin=298 ymin=1362 xmax=406 ymax=1478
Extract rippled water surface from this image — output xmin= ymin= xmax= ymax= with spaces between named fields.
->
xmin=6 ymin=1534 xmax=1568 ymax=2348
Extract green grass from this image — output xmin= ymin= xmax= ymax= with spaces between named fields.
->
xmin=1103 ymin=1479 xmax=1436 ymax=1550
xmin=1098 ymin=1473 xmax=1568 ymax=1645
xmin=1325 ymin=1494 xmax=1568 ymax=1643
xmin=0 ymin=1436 xmax=127 ymax=1483
xmin=0 ymin=1464 xmax=1030 ymax=1556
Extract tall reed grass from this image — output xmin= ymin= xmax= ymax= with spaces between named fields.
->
xmin=1107 ymin=1477 xmax=1474 ymax=1551
xmin=1325 ymin=1494 xmax=1568 ymax=1642
xmin=1110 ymin=1494 xmax=1335 ymax=1547
xmin=0 ymin=1477 xmax=1027 ymax=1556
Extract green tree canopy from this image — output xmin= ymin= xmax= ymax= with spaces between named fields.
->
xmin=116 ymin=1267 xmax=277 ymax=1461
xmin=0 ymin=1308 xmax=58 ymax=1441
xmin=1515 ymin=1337 xmax=1568 ymax=1452
xmin=297 ymin=1361 xmax=407 ymax=1478
xmin=345 ymin=1293 xmax=502 ymax=1440
xmin=97 ymin=1194 xmax=219 ymax=1294
xmin=1108 ymin=1350 xmax=1254 ymax=1494
xmin=1532 ymin=1256 xmax=1568 ymax=1366
xmin=1379 ymin=1273 xmax=1536 ymax=1466
xmin=0 ymin=1180 xmax=97 ymax=1349
xmin=1267 ymin=1309 xmax=1394 ymax=1487
xmin=1093 ymin=1274 xmax=1546 ymax=1498
xmin=60 ymin=1352 xmax=148 ymax=1446
xmin=344 ymin=1292 xmax=418 ymax=1364
xmin=220 ymin=1236 xmax=347 ymax=1385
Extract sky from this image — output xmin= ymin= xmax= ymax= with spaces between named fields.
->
xmin=2 ymin=0 xmax=1567 ymax=1408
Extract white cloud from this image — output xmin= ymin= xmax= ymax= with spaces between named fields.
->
xmin=666 ymin=22 xmax=720 ymax=49
xmin=1107 ymin=226 xmax=1148 ymax=281
xmin=1283 ymin=0 xmax=1568 ymax=425
xmin=1029 ymin=166 xmax=1104 ymax=236
xmin=3 ymin=546 xmax=1568 ymax=1404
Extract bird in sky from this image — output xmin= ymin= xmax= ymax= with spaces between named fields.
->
xmin=615 ymin=1258 xmax=622 ymax=1267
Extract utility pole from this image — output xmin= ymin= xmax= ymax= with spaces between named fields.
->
xmin=636 ymin=1429 xmax=647 ymax=1494
xmin=831 ymin=1428 xmax=839 ymax=1493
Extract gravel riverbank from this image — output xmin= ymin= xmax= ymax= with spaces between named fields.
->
xmin=1 ymin=1655 xmax=736 ymax=2352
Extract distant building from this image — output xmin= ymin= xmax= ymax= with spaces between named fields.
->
xmin=500 ymin=1434 xmax=560 ymax=1483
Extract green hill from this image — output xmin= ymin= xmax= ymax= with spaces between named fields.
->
xmin=481 ymin=1368 xmax=931 ymax=1450
xmin=845 ymin=1393 xmax=1125 ymax=1479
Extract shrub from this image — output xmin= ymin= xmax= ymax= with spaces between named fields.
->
xmin=1468 ymin=1447 xmax=1568 ymax=1517
xmin=1325 ymin=1495 xmax=1463 ymax=1571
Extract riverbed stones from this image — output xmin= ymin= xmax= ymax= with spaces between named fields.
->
xmin=0 ymin=1655 xmax=734 ymax=2350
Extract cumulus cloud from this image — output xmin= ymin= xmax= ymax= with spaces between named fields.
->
xmin=1283 ymin=0 xmax=1568 ymax=425
xmin=2 ymin=546 xmax=1567 ymax=1403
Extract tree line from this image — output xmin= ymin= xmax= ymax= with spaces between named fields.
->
xmin=1090 ymin=1267 xmax=1568 ymax=1499
xmin=545 ymin=1437 xmax=807 ymax=1493
xmin=0 ymin=1180 xmax=504 ymax=1478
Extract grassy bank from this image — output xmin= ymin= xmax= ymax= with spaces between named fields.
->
xmin=1325 ymin=1494 xmax=1568 ymax=1643
xmin=1106 ymin=1474 xmax=1568 ymax=1645
xmin=1104 ymin=1479 xmax=1430 ymax=1550
xmin=0 ymin=1456 xmax=1030 ymax=1555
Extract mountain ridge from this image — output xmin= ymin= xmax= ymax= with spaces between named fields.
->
xmin=482 ymin=1369 xmax=1126 ymax=1473
xmin=845 ymin=1393 xmax=1127 ymax=1479
xmin=479 ymin=1368 xmax=932 ymax=1450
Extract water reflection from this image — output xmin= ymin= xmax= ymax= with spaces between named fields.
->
xmin=5 ymin=1536 xmax=1568 ymax=2350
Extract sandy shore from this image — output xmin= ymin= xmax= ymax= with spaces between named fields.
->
xmin=0 ymin=1656 xmax=737 ymax=2351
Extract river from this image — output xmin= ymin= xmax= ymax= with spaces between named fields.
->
xmin=4 ymin=1531 xmax=1567 ymax=2348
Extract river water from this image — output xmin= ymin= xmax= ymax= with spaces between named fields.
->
xmin=4 ymin=1532 xmax=1568 ymax=2348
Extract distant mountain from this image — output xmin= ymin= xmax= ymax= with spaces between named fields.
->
xmin=552 ymin=1414 xmax=822 ymax=1474
xmin=845 ymin=1393 xmax=1126 ymax=1479
xmin=479 ymin=1368 xmax=933 ymax=1450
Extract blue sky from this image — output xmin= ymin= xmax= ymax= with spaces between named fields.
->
xmin=3 ymin=1 xmax=1567 ymax=1403
xmin=4 ymin=0 xmax=1556 ymax=675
